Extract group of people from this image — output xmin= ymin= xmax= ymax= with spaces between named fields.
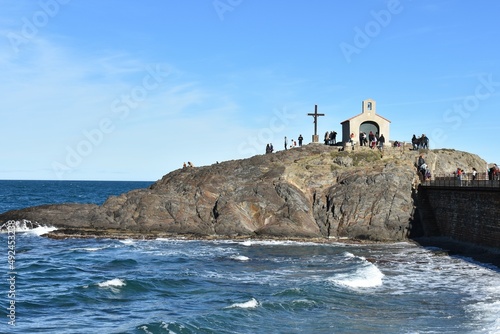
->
xmin=454 ymin=168 xmax=466 ymax=185
xmin=454 ymin=167 xmax=482 ymax=186
xmin=324 ymin=131 xmax=337 ymax=145
xmin=450 ymin=166 xmax=500 ymax=183
xmin=412 ymin=134 xmax=429 ymax=150
xmin=418 ymin=154 xmax=499 ymax=185
xmin=268 ymin=129 xmax=419 ymax=154
xmin=359 ymin=131 xmax=386 ymax=150
xmin=265 ymin=143 xmax=274 ymax=154
xmin=417 ymin=154 xmax=431 ymax=180
xmin=419 ymin=153 xmax=479 ymax=184
xmin=283 ymin=135 xmax=303 ymax=150
xmin=488 ymin=164 xmax=499 ymax=180
xmin=182 ymin=161 xmax=194 ymax=168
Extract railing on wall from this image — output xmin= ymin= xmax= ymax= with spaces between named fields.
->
xmin=420 ymin=172 xmax=500 ymax=188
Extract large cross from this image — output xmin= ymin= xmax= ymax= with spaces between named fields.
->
xmin=307 ymin=104 xmax=325 ymax=137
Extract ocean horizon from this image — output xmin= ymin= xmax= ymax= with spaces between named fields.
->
xmin=1 ymin=180 xmax=499 ymax=333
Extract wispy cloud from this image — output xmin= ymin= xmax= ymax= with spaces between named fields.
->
xmin=0 ymin=35 xmax=249 ymax=179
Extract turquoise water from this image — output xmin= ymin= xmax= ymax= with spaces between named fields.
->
xmin=1 ymin=180 xmax=499 ymax=333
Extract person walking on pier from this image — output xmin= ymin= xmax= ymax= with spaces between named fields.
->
xmin=456 ymin=168 xmax=463 ymax=186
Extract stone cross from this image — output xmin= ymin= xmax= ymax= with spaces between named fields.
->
xmin=307 ymin=104 xmax=325 ymax=142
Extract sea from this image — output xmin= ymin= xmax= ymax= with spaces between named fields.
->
xmin=0 ymin=180 xmax=499 ymax=334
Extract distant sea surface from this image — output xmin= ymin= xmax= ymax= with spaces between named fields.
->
xmin=1 ymin=180 xmax=499 ymax=334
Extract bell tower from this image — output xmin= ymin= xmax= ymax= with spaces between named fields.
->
xmin=362 ymin=99 xmax=376 ymax=116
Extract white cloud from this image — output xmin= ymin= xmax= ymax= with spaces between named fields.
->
xmin=0 ymin=35 xmax=253 ymax=180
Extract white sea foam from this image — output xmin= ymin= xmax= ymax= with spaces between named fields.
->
xmin=329 ymin=260 xmax=384 ymax=289
xmin=466 ymin=300 xmax=500 ymax=332
xmin=230 ymin=255 xmax=250 ymax=262
xmin=71 ymin=247 xmax=107 ymax=252
xmin=0 ymin=220 xmax=57 ymax=236
xmin=119 ymin=239 xmax=136 ymax=245
xmin=343 ymin=252 xmax=356 ymax=259
xmin=238 ymin=240 xmax=312 ymax=247
xmin=155 ymin=237 xmax=187 ymax=242
xmin=83 ymin=247 xmax=104 ymax=252
xmin=98 ymin=278 xmax=126 ymax=288
xmin=28 ymin=225 xmax=58 ymax=236
xmin=227 ymin=298 xmax=259 ymax=309
xmin=138 ymin=325 xmax=154 ymax=334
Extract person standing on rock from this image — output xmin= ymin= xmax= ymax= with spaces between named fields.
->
xmin=362 ymin=132 xmax=368 ymax=146
xmin=284 ymin=136 xmax=288 ymax=150
xmin=298 ymin=134 xmax=303 ymax=146
xmin=378 ymin=134 xmax=385 ymax=150
xmin=412 ymin=134 xmax=418 ymax=150
xmin=417 ymin=154 xmax=425 ymax=168
xmin=417 ymin=154 xmax=427 ymax=181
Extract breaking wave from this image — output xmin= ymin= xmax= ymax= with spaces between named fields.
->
xmin=97 ymin=278 xmax=126 ymax=288
xmin=226 ymin=298 xmax=259 ymax=309
xmin=0 ymin=219 xmax=57 ymax=236
xmin=329 ymin=252 xmax=385 ymax=289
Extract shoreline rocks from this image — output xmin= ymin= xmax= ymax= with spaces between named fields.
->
xmin=0 ymin=145 xmax=488 ymax=243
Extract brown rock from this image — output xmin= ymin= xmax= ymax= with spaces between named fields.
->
xmin=0 ymin=145 xmax=487 ymax=241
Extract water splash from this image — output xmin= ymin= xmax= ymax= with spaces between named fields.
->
xmin=0 ymin=220 xmax=57 ymax=236
xmin=97 ymin=278 xmax=126 ymax=288
xmin=227 ymin=298 xmax=259 ymax=309
xmin=329 ymin=252 xmax=385 ymax=289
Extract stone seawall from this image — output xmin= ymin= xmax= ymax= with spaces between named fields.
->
xmin=417 ymin=186 xmax=500 ymax=249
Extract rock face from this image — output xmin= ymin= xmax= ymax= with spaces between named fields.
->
xmin=0 ymin=145 xmax=487 ymax=241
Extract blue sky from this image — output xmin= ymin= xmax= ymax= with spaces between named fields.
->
xmin=1 ymin=0 xmax=499 ymax=181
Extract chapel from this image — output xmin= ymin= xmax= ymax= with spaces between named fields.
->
xmin=341 ymin=99 xmax=391 ymax=143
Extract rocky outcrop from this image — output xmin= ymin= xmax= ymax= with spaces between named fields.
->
xmin=0 ymin=145 xmax=487 ymax=241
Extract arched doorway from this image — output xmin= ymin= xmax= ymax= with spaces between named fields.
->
xmin=360 ymin=121 xmax=379 ymax=137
